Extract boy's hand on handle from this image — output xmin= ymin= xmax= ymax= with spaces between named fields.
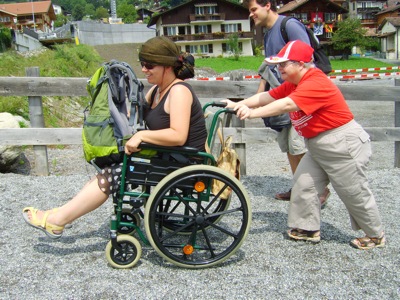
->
xmin=220 ymin=99 xmax=235 ymax=108
xmin=233 ymin=103 xmax=252 ymax=120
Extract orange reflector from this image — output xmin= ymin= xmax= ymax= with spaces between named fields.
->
xmin=183 ymin=244 xmax=194 ymax=255
xmin=194 ymin=181 xmax=206 ymax=192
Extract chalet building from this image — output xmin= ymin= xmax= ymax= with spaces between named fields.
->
xmin=147 ymin=0 xmax=254 ymax=57
xmin=0 ymin=0 xmax=56 ymax=32
xmin=347 ymin=0 xmax=387 ymax=30
xmin=376 ymin=4 xmax=400 ymax=59
xmin=376 ymin=2 xmax=400 ymax=24
xmin=277 ymin=0 xmax=348 ymax=44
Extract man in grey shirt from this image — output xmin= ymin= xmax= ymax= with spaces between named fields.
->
xmin=244 ymin=0 xmax=330 ymax=205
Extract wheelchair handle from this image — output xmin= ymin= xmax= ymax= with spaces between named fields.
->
xmin=203 ymin=101 xmax=236 ymax=115
xmin=210 ymin=101 xmax=227 ymax=108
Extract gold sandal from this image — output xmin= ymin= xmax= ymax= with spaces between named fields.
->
xmin=350 ymin=232 xmax=385 ymax=250
xmin=287 ymin=228 xmax=321 ymax=243
xmin=22 ymin=207 xmax=64 ymax=239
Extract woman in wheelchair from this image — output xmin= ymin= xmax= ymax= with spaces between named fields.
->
xmin=22 ymin=36 xmax=207 ymax=239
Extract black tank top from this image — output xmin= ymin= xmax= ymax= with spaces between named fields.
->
xmin=144 ymin=82 xmax=207 ymax=152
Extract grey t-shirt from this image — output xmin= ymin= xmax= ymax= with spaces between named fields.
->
xmin=264 ymin=15 xmax=310 ymax=58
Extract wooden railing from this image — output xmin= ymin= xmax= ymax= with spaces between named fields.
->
xmin=1 ymin=68 xmax=400 ymax=175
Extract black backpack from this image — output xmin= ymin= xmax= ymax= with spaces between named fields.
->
xmin=281 ymin=17 xmax=332 ymax=74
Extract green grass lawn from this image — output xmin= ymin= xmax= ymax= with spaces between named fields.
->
xmin=195 ymin=56 xmax=395 ymax=74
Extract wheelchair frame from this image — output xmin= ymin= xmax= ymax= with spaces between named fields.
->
xmin=105 ymin=102 xmax=252 ymax=269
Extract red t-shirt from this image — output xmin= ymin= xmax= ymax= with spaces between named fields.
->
xmin=269 ymin=68 xmax=354 ymax=138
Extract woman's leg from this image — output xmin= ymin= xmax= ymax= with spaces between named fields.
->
xmin=25 ymin=177 xmax=109 ymax=230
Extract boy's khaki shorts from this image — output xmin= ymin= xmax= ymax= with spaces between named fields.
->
xmin=276 ymin=125 xmax=307 ymax=155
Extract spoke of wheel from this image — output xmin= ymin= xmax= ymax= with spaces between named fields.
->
xmin=200 ymin=224 xmax=216 ymax=258
xmin=204 ymin=219 xmax=241 ymax=239
xmin=158 ymin=218 xmax=197 ymax=243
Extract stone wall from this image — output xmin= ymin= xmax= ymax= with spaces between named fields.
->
xmin=76 ymin=21 xmax=156 ymax=46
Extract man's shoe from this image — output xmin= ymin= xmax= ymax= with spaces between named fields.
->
xmin=274 ymin=189 xmax=291 ymax=201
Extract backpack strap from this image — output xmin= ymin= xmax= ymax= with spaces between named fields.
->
xmin=107 ymin=61 xmax=145 ymax=134
xmin=280 ymin=16 xmax=293 ymax=44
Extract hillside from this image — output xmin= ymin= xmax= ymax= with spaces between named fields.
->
xmin=94 ymin=43 xmax=143 ymax=77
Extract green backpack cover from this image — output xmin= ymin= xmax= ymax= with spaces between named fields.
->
xmin=83 ymin=60 xmax=145 ymax=169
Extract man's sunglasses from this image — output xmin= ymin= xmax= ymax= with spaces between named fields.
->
xmin=140 ymin=61 xmax=156 ymax=70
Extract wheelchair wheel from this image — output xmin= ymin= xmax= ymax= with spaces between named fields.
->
xmin=144 ymin=165 xmax=251 ymax=269
xmin=105 ymin=235 xmax=142 ymax=269
xmin=117 ymin=208 xmax=141 ymax=235
xmin=159 ymin=188 xmax=231 ymax=235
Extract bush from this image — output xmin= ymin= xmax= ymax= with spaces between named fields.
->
xmin=0 ymin=26 xmax=12 ymax=52
xmin=0 ymin=44 xmax=103 ymax=126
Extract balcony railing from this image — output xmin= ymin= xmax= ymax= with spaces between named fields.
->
xmin=189 ymin=13 xmax=226 ymax=22
xmin=168 ymin=31 xmax=253 ymax=42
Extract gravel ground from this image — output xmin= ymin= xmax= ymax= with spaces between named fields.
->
xmin=1 ymin=85 xmax=400 ymax=299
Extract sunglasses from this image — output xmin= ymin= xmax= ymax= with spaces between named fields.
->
xmin=140 ymin=61 xmax=156 ymax=70
xmin=277 ymin=61 xmax=298 ymax=68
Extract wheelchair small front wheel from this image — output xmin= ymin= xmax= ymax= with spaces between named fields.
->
xmin=105 ymin=235 xmax=142 ymax=269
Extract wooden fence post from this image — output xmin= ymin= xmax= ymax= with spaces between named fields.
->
xmin=227 ymin=68 xmax=247 ymax=176
xmin=395 ymin=78 xmax=400 ymax=168
xmin=26 ymin=67 xmax=49 ymax=175
xmin=225 ymin=98 xmax=246 ymax=176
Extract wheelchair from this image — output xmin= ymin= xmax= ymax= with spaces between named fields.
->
xmin=105 ymin=102 xmax=252 ymax=269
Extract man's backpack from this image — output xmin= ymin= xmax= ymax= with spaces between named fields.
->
xmin=281 ymin=16 xmax=332 ymax=74
xmin=83 ymin=60 xmax=145 ymax=170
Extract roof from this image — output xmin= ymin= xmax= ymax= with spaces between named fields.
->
xmin=278 ymin=0 xmax=348 ymax=14
xmin=147 ymin=0 xmax=248 ymax=27
xmin=376 ymin=4 xmax=400 ymax=15
xmin=0 ymin=1 xmax=55 ymax=19
xmin=378 ymin=16 xmax=400 ymax=30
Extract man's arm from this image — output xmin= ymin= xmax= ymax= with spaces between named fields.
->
xmin=257 ymin=79 xmax=267 ymax=93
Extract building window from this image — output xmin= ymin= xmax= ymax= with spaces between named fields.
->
xmin=195 ymin=5 xmax=217 ymax=15
xmin=195 ymin=7 xmax=204 ymax=15
xmin=324 ymin=13 xmax=336 ymax=22
xmin=0 ymin=16 xmax=11 ymax=22
xmin=207 ymin=6 xmax=216 ymax=14
xmin=188 ymin=44 xmax=213 ymax=54
xmin=222 ymin=23 xmax=242 ymax=33
xmin=195 ymin=25 xmax=211 ymax=34
xmin=293 ymin=13 xmax=308 ymax=22
xmin=166 ymin=26 xmax=176 ymax=36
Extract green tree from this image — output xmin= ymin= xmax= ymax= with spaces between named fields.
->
xmin=0 ymin=26 xmax=11 ymax=52
xmin=94 ymin=6 xmax=110 ymax=20
xmin=54 ymin=14 xmax=69 ymax=27
xmin=85 ymin=3 xmax=96 ymax=18
xmin=68 ymin=0 xmax=88 ymax=21
xmin=227 ymin=33 xmax=241 ymax=60
xmin=117 ymin=2 xmax=138 ymax=23
xmin=331 ymin=18 xmax=369 ymax=58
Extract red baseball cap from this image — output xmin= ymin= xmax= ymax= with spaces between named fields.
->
xmin=265 ymin=40 xmax=314 ymax=64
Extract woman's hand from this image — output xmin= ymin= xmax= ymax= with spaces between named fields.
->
xmin=124 ymin=133 xmax=143 ymax=155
